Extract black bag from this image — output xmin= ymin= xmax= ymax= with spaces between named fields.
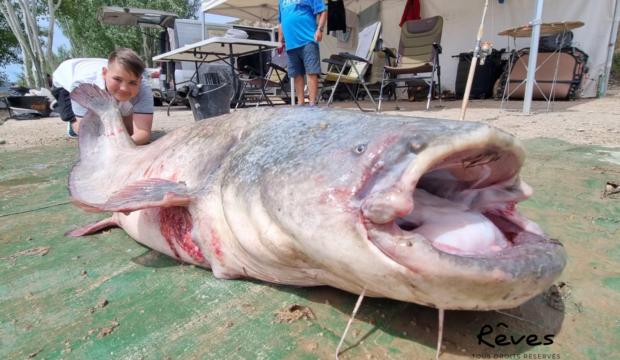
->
xmin=406 ymin=80 xmax=434 ymax=102
xmin=327 ymin=0 xmax=347 ymax=34
xmin=10 ymin=113 xmax=42 ymax=120
xmin=454 ymin=49 xmax=505 ymax=100
xmin=322 ymin=83 xmax=359 ymax=101
xmin=539 ymin=31 xmax=573 ymax=51
xmin=8 ymin=86 xmax=31 ymax=96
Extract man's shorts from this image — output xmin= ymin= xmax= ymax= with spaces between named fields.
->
xmin=287 ymin=42 xmax=321 ymax=78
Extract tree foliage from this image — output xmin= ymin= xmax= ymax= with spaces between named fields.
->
xmin=0 ymin=10 xmax=20 ymax=85
xmin=45 ymin=43 xmax=70 ymax=74
xmin=57 ymin=0 xmax=200 ymax=67
xmin=0 ymin=0 xmax=53 ymax=88
xmin=1 ymin=0 xmax=199 ymax=85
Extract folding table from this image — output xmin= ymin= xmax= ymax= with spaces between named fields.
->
xmin=153 ymin=37 xmax=282 ymax=112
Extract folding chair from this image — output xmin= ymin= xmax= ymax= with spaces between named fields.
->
xmin=319 ymin=21 xmax=382 ymax=112
xmin=379 ymin=16 xmax=443 ymax=111
xmin=236 ymin=61 xmax=290 ymax=108
xmin=355 ymin=46 xmax=396 ymax=101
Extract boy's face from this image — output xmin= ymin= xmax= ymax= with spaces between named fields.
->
xmin=102 ymin=61 xmax=142 ymax=102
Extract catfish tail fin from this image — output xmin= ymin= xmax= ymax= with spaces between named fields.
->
xmin=69 ymin=83 xmax=134 ymax=150
xmin=68 ymin=84 xmax=137 ymax=208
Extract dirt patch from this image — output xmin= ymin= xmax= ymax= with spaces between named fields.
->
xmin=88 ymin=299 xmax=108 ymax=314
xmin=602 ymin=182 xmax=620 ymax=199
xmin=240 ymin=304 xmax=256 ymax=313
xmin=273 ymin=304 xmax=315 ymax=324
xmin=305 ymin=341 xmax=319 ymax=351
xmin=592 ymin=166 xmax=620 ymax=175
xmin=1 ymin=246 xmax=51 ymax=260
xmin=97 ymin=320 xmax=120 ymax=338
xmin=543 ymin=281 xmax=573 ymax=311
xmin=26 ymin=349 xmax=42 ymax=358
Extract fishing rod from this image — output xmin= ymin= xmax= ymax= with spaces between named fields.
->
xmin=460 ymin=0 xmax=491 ymax=121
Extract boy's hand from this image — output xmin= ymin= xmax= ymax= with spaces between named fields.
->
xmin=118 ymin=101 xmax=134 ymax=117
xmin=315 ymin=29 xmax=323 ymax=42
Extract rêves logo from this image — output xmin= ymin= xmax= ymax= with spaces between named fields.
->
xmin=477 ymin=323 xmax=555 ymax=348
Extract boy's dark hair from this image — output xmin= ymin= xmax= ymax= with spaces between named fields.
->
xmin=108 ymin=48 xmax=145 ymax=78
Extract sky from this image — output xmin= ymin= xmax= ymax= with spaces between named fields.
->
xmin=6 ymin=13 xmax=237 ymax=83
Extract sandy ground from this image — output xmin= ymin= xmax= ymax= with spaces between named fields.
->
xmin=1 ymin=91 xmax=619 ymax=149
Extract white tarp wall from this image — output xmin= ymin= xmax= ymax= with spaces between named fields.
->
xmin=204 ymin=0 xmax=618 ymax=98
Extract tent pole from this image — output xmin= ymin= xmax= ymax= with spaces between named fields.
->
xmin=459 ymin=0 xmax=490 ymax=121
xmin=291 ymin=77 xmax=295 ymax=106
xmin=522 ymin=0 xmax=544 ymax=115
xmin=603 ymin=0 xmax=620 ymax=97
xmin=202 ymin=12 xmax=206 ymax=40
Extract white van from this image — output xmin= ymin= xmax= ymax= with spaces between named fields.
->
xmin=97 ymin=6 xmax=277 ymax=107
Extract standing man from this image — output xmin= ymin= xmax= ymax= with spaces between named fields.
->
xmin=278 ymin=0 xmax=327 ymax=107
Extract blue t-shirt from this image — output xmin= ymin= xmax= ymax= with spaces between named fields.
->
xmin=278 ymin=0 xmax=326 ymax=50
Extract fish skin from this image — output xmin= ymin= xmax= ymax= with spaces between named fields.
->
xmin=66 ymin=84 xmax=566 ymax=311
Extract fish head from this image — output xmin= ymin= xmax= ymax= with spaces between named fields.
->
xmin=271 ymin=110 xmax=566 ymax=310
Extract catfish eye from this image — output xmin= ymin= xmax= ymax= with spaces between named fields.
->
xmin=354 ymin=144 xmax=367 ymax=154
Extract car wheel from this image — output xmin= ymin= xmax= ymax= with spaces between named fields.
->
xmin=154 ymin=98 xmax=163 ymax=107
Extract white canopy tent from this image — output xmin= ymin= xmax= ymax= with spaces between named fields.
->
xmin=201 ymin=0 xmax=280 ymax=23
xmin=201 ymin=0 xmax=620 ymax=112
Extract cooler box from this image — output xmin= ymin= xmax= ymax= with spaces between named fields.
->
xmin=6 ymin=96 xmax=51 ymax=117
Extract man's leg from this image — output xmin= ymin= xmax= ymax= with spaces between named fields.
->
xmin=302 ymin=42 xmax=322 ymax=106
xmin=51 ymin=87 xmax=78 ymax=137
xmin=294 ymin=76 xmax=306 ymax=106
xmin=285 ymin=47 xmax=306 ymax=106
xmin=307 ymin=74 xmax=318 ymax=106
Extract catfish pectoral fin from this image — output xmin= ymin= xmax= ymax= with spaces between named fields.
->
xmin=75 ymin=178 xmax=194 ymax=213
xmin=65 ymin=216 xmax=119 ymax=237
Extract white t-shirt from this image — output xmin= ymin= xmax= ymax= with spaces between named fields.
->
xmin=53 ymin=58 xmax=153 ymax=117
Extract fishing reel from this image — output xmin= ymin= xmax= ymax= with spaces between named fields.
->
xmin=479 ymin=42 xmax=493 ymax=65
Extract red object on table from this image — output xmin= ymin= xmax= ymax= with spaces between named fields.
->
xmin=277 ymin=43 xmax=285 ymax=55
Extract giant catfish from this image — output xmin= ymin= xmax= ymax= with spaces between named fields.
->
xmin=66 ymin=84 xmax=566 ymax=319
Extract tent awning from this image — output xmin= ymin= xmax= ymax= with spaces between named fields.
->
xmin=97 ymin=6 xmax=179 ymax=29
xmin=201 ymin=1 xmax=280 ymax=24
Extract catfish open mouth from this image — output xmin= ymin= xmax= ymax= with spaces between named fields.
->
xmin=361 ymin=131 xmax=565 ymax=262
xmin=391 ymin=188 xmax=552 ymax=257
xmin=390 ymin=145 xmax=547 ymax=257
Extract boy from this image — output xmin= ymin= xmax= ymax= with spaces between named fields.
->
xmin=52 ymin=48 xmax=153 ymax=145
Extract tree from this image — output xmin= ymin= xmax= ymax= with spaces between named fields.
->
xmin=45 ymin=43 xmax=70 ymax=75
xmin=0 ymin=9 xmax=20 ymax=85
xmin=57 ymin=0 xmax=200 ymax=67
xmin=0 ymin=0 xmax=39 ymax=88
xmin=0 ymin=0 xmax=61 ymax=89
xmin=45 ymin=0 xmax=62 ymax=70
